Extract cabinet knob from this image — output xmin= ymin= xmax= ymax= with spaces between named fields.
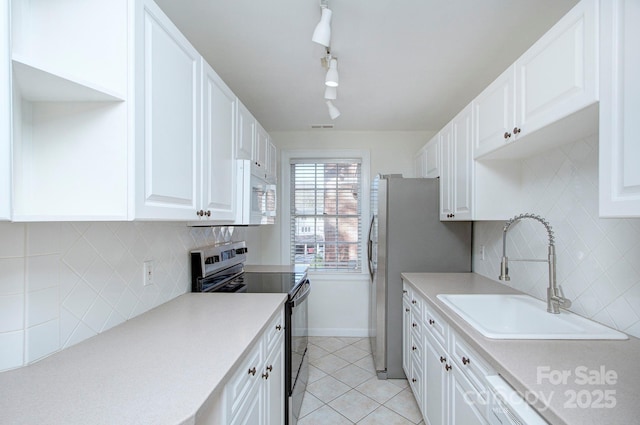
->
xmin=412 ymin=345 xmax=417 ymax=351
xmin=504 ymin=132 xmax=512 ymax=139
xmin=445 ymin=364 xmax=452 ymax=372
xmin=462 ymin=356 xmax=470 ymax=365
xmin=412 ymin=378 xmax=417 ymax=383
xmin=276 ymin=324 xmax=282 ymax=331
xmin=405 ymin=308 xmax=410 ymax=312
xmin=513 ymin=127 xmax=521 ymax=134
xmin=429 ymin=319 xmax=435 ymax=325
xmin=412 ymin=299 xmax=417 ymax=304
xmin=248 ymin=367 xmax=256 ymax=376
xmin=440 ymin=356 xmax=446 ymax=363
xmin=205 ymin=210 xmax=211 ymax=217
xmin=412 ymin=322 xmax=418 ymax=328
xmin=403 ymin=289 xmax=408 ymax=294
xmin=262 ymin=371 xmax=269 ymax=380
xmin=196 ymin=210 xmax=203 ymax=217
xmin=266 ymin=365 xmax=273 ymax=372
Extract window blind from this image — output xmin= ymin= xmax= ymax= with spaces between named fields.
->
xmin=290 ymin=159 xmax=362 ymax=272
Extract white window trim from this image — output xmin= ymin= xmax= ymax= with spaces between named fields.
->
xmin=280 ymin=149 xmax=371 ymax=277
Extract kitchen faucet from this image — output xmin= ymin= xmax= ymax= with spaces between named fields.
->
xmin=498 ymin=213 xmax=571 ymax=314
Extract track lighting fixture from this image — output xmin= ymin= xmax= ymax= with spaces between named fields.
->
xmin=312 ymin=1 xmax=332 ymax=47
xmin=325 ymin=58 xmax=339 ymax=87
xmin=326 ymin=100 xmax=340 ymax=120
xmin=324 ymin=85 xmax=337 ymax=100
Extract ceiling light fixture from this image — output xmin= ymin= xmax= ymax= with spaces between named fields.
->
xmin=325 ymin=57 xmax=339 ymax=87
xmin=326 ymin=100 xmax=341 ymax=120
xmin=311 ymin=1 xmax=332 ymax=47
xmin=324 ymin=85 xmax=337 ymax=100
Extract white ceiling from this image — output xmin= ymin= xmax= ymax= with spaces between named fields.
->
xmin=153 ymin=0 xmax=579 ymax=132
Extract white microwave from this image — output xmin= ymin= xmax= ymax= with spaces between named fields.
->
xmin=237 ymin=160 xmax=276 ymax=225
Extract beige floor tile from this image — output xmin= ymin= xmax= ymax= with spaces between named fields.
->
xmin=352 ymin=338 xmax=372 ymax=352
xmin=332 ymin=363 xmax=375 ymax=388
xmin=353 ymin=354 xmax=375 ymax=373
xmin=300 ymin=392 xmax=324 ymax=418
xmin=355 ymin=377 xmax=404 ymax=404
xmin=310 ymin=353 xmax=350 ymax=374
xmin=357 ymin=405 xmax=416 ymax=425
xmin=336 ymin=336 xmax=364 ymax=345
xmin=328 ymin=389 xmax=380 ymax=423
xmin=298 ymin=405 xmax=353 ymax=425
xmin=307 ymin=344 xmax=331 ymax=361
xmin=312 ymin=336 xmax=351 ymax=353
xmin=306 ymin=375 xmax=351 ymax=403
xmin=308 ymin=364 xmax=328 ymax=384
xmin=383 ymin=388 xmax=422 ymax=423
xmin=388 ymin=378 xmax=409 ymax=389
xmin=334 ymin=345 xmax=370 ymax=363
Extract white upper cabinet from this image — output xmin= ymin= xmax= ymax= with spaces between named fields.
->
xmin=10 ymin=0 xmax=130 ymax=221
xmin=200 ymin=60 xmax=237 ymax=222
xmin=267 ymin=141 xmax=277 ymax=183
xmin=474 ymin=0 xmax=599 ymax=160
xmin=134 ymin=0 xmax=201 ymax=220
xmin=253 ymin=123 xmax=269 ymax=179
xmin=424 ymin=135 xmax=440 ymax=178
xmin=1 ymin=0 xmax=10 ymax=221
xmin=441 ymin=106 xmax=473 ymax=221
xmin=236 ymin=100 xmax=255 ymax=161
xmin=599 ymin=0 xmax=640 ymax=217
xmin=414 ymin=146 xmax=427 ymax=178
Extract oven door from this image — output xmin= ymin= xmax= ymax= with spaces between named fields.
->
xmin=288 ymin=279 xmax=310 ymax=425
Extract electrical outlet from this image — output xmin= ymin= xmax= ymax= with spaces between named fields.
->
xmin=143 ymin=260 xmax=153 ymax=286
xmin=480 ymin=245 xmax=485 ymax=261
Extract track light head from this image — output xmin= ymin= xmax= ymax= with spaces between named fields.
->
xmin=326 ymin=100 xmax=340 ymax=120
xmin=312 ymin=6 xmax=332 ymax=47
xmin=325 ymin=58 xmax=339 ymax=87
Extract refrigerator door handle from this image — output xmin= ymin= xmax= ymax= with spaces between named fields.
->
xmin=367 ymin=215 xmax=375 ymax=281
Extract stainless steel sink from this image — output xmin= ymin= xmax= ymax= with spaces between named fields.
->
xmin=437 ymin=294 xmax=628 ymax=340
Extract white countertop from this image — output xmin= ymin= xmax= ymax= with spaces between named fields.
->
xmin=0 ymin=293 xmax=287 ymax=425
xmin=401 ymin=272 xmax=640 ymax=425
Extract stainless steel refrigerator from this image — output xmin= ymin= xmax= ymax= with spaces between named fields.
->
xmin=367 ymin=175 xmax=472 ymax=379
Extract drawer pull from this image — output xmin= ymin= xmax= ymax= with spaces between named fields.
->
xmin=248 ymin=367 xmax=256 ymax=376
xmin=440 ymin=356 xmax=446 ymax=363
xmin=405 ymin=308 xmax=410 ymax=312
xmin=504 ymin=132 xmax=512 ymax=139
xmin=276 ymin=324 xmax=282 ymax=331
xmin=412 ymin=322 xmax=418 ymax=328
xmin=262 ymin=372 xmax=269 ymax=380
xmin=412 ymin=299 xmax=417 ymax=304
xmin=462 ymin=356 xmax=470 ymax=365
xmin=445 ymin=364 xmax=452 ymax=372
xmin=266 ymin=365 xmax=273 ymax=372
xmin=429 ymin=319 xmax=435 ymax=325
xmin=412 ymin=345 xmax=417 ymax=351
xmin=412 ymin=378 xmax=417 ymax=383
xmin=403 ymin=289 xmax=408 ymax=294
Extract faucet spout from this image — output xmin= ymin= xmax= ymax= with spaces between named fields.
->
xmin=498 ymin=214 xmax=570 ymax=314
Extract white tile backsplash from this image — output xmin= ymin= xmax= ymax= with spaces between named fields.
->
xmin=474 ymin=134 xmax=640 ymax=338
xmin=0 ymin=221 xmax=245 ymax=371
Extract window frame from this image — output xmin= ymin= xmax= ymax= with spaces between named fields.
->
xmin=280 ymin=149 xmax=371 ymax=277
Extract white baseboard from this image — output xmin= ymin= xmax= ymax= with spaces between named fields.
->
xmin=308 ymin=328 xmax=369 ymax=337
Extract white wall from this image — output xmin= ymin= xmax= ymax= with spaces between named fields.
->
xmin=0 ymin=222 xmax=247 ymax=372
xmin=254 ymin=131 xmax=432 ymax=336
xmin=473 ymin=134 xmax=640 ymax=339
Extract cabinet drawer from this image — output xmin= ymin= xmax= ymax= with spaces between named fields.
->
xmin=402 ymin=282 xmax=411 ymax=301
xmin=225 ymin=340 xmax=263 ymax=419
xmin=424 ymin=305 xmax=448 ymax=348
xmin=409 ymin=293 xmax=423 ymax=317
xmin=264 ymin=309 xmax=284 ymax=355
xmin=452 ymin=331 xmax=495 ymax=400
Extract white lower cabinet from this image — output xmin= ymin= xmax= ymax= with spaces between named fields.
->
xmin=227 ymin=310 xmax=285 ymax=425
xmin=402 ymin=280 xmax=546 ymax=425
xmin=1 ymin=0 xmax=10 ymax=221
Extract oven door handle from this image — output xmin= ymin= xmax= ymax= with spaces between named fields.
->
xmin=290 ymin=281 xmax=311 ymax=308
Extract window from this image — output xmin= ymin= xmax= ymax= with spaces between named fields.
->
xmin=290 ymin=159 xmax=362 ymax=272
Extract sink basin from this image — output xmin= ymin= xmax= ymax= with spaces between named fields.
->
xmin=437 ymin=294 xmax=628 ymax=340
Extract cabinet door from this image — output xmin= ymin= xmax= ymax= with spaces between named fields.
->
xmin=267 ymin=140 xmax=277 ymax=183
xmin=452 ymin=106 xmax=473 ymax=220
xmin=236 ymin=101 xmax=255 ymax=161
xmin=253 ymin=124 xmax=269 ymax=178
xmin=424 ymin=332 xmax=448 ymax=425
xmin=264 ymin=334 xmax=284 ymax=425
xmin=439 ymin=124 xmax=454 ymax=220
xmin=515 ymin=0 xmax=598 ymax=137
xmin=424 ymin=136 xmax=440 ymax=178
xmin=450 ymin=366 xmax=489 ymax=425
xmin=402 ymin=297 xmax=412 ymax=379
xmin=230 ymin=380 xmax=263 ymax=425
xmin=201 ymin=60 xmax=237 ymax=222
xmin=472 ymin=66 xmax=516 ymax=159
xmin=0 ymin=0 xmax=10 ymax=220
xmin=414 ymin=147 xmax=426 ymax=178
xmin=135 ymin=0 xmax=200 ymax=219
xmin=599 ymin=0 xmax=640 ymax=217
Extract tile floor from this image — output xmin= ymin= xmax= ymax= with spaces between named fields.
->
xmin=300 ymin=336 xmax=424 ymax=425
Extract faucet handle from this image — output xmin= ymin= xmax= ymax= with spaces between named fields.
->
xmin=557 ymin=286 xmax=572 ymax=308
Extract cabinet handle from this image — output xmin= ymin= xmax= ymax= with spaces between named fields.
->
xmin=446 ymin=213 xmax=455 ymax=218
xmin=405 ymin=308 xmax=410 ymax=312
xmin=429 ymin=319 xmax=435 ymax=325
xmin=412 ymin=322 xmax=418 ymax=328
xmin=266 ymin=365 xmax=273 ymax=372
xmin=248 ymin=367 xmax=256 ymax=376
xmin=462 ymin=356 xmax=470 ymax=365
xmin=412 ymin=378 xmax=417 ymax=383
xmin=504 ymin=132 xmax=512 ymax=139
xmin=412 ymin=299 xmax=417 ymax=304
xmin=445 ymin=364 xmax=452 ymax=372
xmin=196 ymin=210 xmax=203 ymax=217
xmin=440 ymin=356 xmax=446 ymax=363
xmin=412 ymin=345 xmax=417 ymax=351
xmin=513 ymin=127 xmax=521 ymax=134
xmin=205 ymin=210 xmax=211 ymax=217
xmin=262 ymin=372 xmax=269 ymax=379
xmin=403 ymin=289 xmax=408 ymax=294
xmin=276 ymin=324 xmax=282 ymax=331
